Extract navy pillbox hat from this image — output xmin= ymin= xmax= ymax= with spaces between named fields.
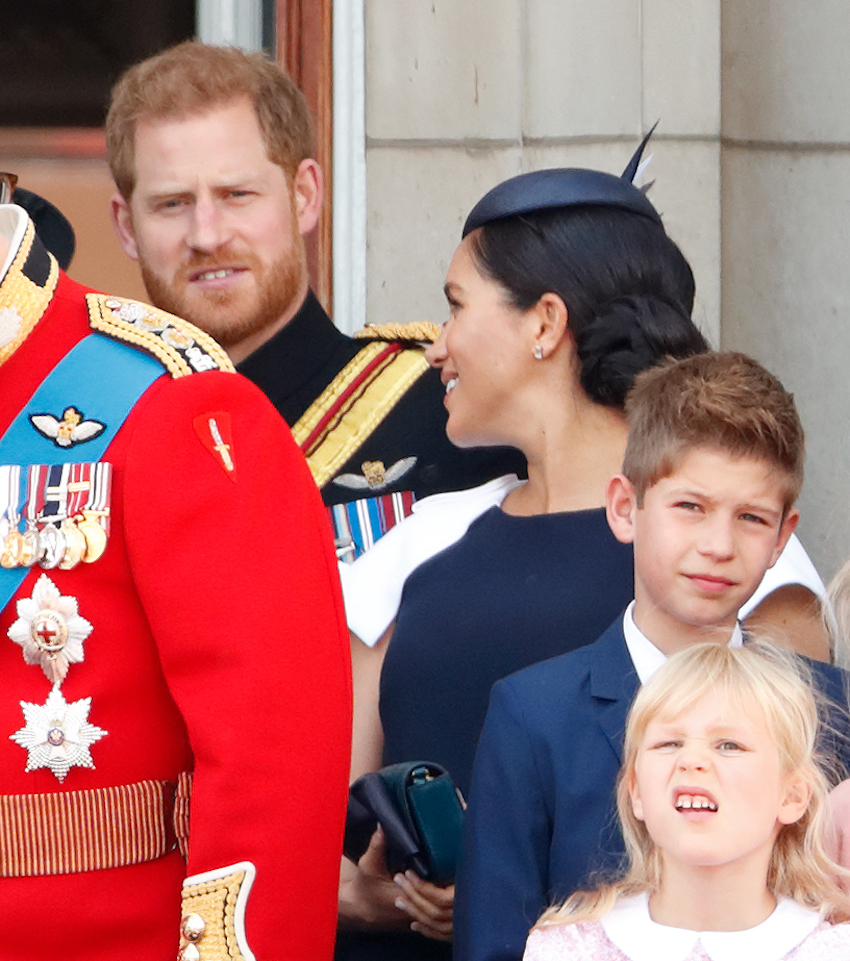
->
xmin=13 ymin=188 xmax=76 ymax=270
xmin=462 ymin=126 xmax=662 ymax=237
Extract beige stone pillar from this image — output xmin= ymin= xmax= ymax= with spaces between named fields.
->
xmin=721 ymin=0 xmax=850 ymax=578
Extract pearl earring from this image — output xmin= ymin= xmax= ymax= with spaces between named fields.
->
xmin=532 ymin=344 xmax=543 ymax=360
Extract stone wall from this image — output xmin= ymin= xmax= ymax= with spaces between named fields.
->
xmin=720 ymin=1 xmax=850 ymax=579
xmin=363 ymin=0 xmax=721 ymax=342
xmin=364 ymin=0 xmax=850 ymax=579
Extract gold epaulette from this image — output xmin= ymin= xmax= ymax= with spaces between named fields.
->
xmin=353 ymin=321 xmax=442 ymax=344
xmin=86 ymin=294 xmax=235 ymax=378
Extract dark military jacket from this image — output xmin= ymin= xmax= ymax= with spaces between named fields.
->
xmin=237 ymin=290 xmax=525 ymax=509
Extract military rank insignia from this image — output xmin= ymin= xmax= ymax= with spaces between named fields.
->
xmin=87 ymin=293 xmax=234 ymax=379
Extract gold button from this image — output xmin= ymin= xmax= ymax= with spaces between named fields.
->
xmin=181 ymin=912 xmax=206 ymax=942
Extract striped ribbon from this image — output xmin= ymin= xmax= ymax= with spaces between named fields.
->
xmin=330 ymin=490 xmax=415 ymax=562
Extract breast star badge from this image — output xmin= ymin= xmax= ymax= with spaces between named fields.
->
xmin=10 ymin=686 xmax=107 ymax=782
xmin=7 ymin=573 xmax=93 ymax=684
xmin=30 ymin=407 xmax=105 ymax=448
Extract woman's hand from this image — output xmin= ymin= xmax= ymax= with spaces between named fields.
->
xmin=339 ymin=827 xmax=411 ymax=930
xmin=393 ymin=871 xmax=455 ymax=941
xmin=339 ymin=825 xmax=455 ymax=940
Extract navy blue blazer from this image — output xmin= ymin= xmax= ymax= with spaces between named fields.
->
xmin=453 ymin=618 xmax=850 ymax=961
xmin=454 ymin=618 xmax=636 ymax=961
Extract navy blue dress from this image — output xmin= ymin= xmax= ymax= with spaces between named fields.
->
xmin=380 ymin=506 xmax=634 ymax=799
xmin=333 ymin=506 xmax=634 ymax=961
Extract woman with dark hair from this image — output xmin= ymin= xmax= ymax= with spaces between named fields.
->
xmin=336 ymin=148 xmax=820 ymax=960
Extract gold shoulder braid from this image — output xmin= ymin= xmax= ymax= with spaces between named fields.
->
xmin=86 ymin=295 xmax=235 ymax=378
xmin=292 ymin=341 xmax=429 ymax=487
xmin=179 ymin=862 xmax=255 ymax=961
xmin=0 ymin=220 xmax=59 ymax=366
xmin=353 ymin=321 xmax=442 ymax=344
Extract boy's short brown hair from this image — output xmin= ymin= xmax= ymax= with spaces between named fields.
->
xmin=622 ymin=351 xmax=804 ymax=510
xmin=106 ymin=40 xmax=315 ymax=200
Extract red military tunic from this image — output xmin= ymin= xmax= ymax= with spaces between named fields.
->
xmin=0 ymin=211 xmax=351 ymax=960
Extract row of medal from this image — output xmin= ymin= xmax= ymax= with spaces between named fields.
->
xmin=0 ymin=462 xmax=112 ymax=571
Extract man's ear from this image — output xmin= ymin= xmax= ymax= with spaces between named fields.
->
xmin=777 ymin=769 xmax=811 ymax=826
xmin=769 ymin=507 xmax=799 ymax=569
xmin=292 ymin=159 xmax=323 ymax=236
xmin=110 ymin=192 xmax=139 ymax=261
xmin=606 ymin=473 xmax=638 ymax=545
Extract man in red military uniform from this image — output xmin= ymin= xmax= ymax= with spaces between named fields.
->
xmin=0 ymin=186 xmax=351 ymax=960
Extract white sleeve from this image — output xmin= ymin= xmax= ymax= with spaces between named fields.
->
xmin=340 ymin=474 xmax=522 ymax=646
xmin=738 ymin=533 xmax=827 ymax=619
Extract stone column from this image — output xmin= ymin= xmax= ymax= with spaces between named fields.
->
xmin=721 ymin=0 xmax=850 ymax=577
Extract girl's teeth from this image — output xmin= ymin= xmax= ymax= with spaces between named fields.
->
xmin=446 ymin=378 xmax=458 ymax=393
xmin=676 ymin=794 xmax=717 ymax=811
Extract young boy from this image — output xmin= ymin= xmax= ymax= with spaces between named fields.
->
xmin=453 ymin=351 xmax=847 ymax=961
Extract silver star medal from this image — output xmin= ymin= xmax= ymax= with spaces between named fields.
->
xmin=10 ymin=686 xmax=107 ymax=782
xmin=8 ymin=573 xmax=93 ymax=684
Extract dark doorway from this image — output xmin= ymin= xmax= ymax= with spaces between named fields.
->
xmin=1 ymin=0 xmax=195 ymax=126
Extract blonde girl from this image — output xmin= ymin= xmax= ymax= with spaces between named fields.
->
xmin=525 ymin=642 xmax=850 ymax=961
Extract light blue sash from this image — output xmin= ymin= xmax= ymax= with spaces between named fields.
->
xmin=0 ymin=332 xmax=164 ymax=609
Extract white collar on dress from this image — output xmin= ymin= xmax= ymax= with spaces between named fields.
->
xmin=622 ymin=601 xmax=744 ymax=685
xmin=602 ymin=892 xmax=820 ymax=961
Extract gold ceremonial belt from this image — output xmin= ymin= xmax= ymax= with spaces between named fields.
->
xmin=0 ymin=773 xmax=191 ymax=877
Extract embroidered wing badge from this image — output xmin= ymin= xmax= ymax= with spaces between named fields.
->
xmin=30 ymin=407 xmax=105 ymax=448
xmin=332 ymin=457 xmax=417 ymax=491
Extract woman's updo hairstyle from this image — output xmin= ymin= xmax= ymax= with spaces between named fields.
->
xmin=467 ymin=205 xmax=708 ymax=409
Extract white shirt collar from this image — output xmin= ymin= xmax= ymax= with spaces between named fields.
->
xmin=622 ymin=601 xmax=744 ymax=685
xmin=602 ymin=892 xmax=821 ymax=961
xmin=0 ymin=204 xmax=28 ymax=283
xmin=0 ymin=205 xmax=30 ymax=354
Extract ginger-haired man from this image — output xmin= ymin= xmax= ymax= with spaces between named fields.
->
xmin=107 ymin=41 xmax=521 ymax=558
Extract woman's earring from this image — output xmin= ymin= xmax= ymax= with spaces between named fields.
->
xmin=532 ymin=344 xmax=544 ymax=360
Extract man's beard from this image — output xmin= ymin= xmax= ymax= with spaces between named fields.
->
xmin=139 ymin=242 xmax=305 ymax=350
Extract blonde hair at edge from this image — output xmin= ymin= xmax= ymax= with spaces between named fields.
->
xmin=536 ymin=642 xmax=850 ymax=929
